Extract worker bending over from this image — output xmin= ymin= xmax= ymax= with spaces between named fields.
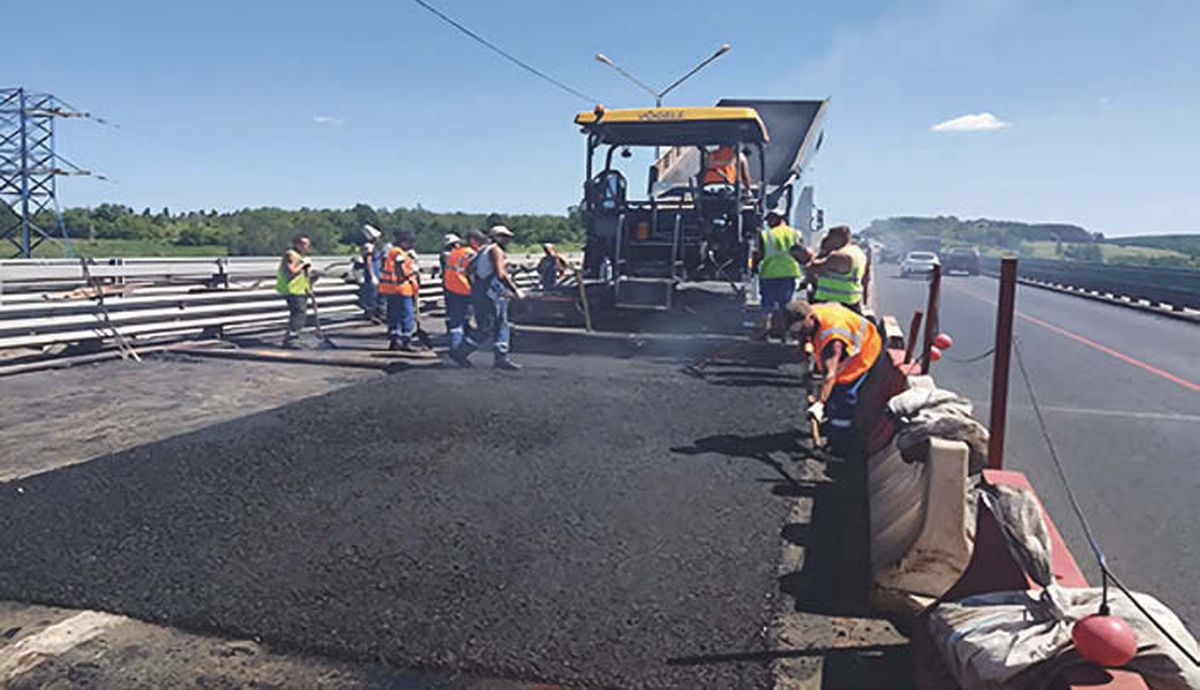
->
xmin=443 ymin=231 xmax=480 ymax=366
xmin=276 ymin=233 xmax=312 ymax=348
xmin=806 ymin=225 xmax=869 ymax=313
xmin=380 ymin=230 xmax=421 ymax=352
xmin=786 ymin=300 xmax=882 ymax=434
xmin=463 ymin=225 xmax=524 ymax=370
xmin=752 ymin=208 xmax=808 ymax=334
xmin=537 ymin=243 xmax=568 ymax=291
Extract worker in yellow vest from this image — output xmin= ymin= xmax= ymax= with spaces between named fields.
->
xmin=379 ymin=230 xmax=421 ymax=351
xmin=806 ymin=225 xmax=870 ymax=313
xmin=443 ymin=231 xmax=480 ymax=366
xmin=752 ymin=208 xmax=808 ymax=335
xmin=785 ymin=300 xmax=882 ymax=433
xmin=276 ymin=233 xmax=312 ymax=348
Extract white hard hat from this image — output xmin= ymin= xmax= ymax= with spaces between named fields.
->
xmin=490 ymin=224 xmax=514 ymax=238
xmin=361 ymin=224 xmax=382 ymax=241
xmin=443 ymin=233 xmax=462 ymax=246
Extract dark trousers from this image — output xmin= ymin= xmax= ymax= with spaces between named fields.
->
xmin=284 ymin=294 xmax=307 ymax=339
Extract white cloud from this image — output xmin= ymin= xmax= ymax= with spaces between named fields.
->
xmin=930 ymin=112 xmax=1010 ymax=132
xmin=1098 ymin=97 xmax=1114 ymax=111
xmin=312 ymin=115 xmax=345 ymax=127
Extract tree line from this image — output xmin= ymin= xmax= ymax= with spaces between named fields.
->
xmin=3 ymin=203 xmax=585 ymax=255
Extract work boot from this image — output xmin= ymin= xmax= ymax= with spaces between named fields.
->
xmin=399 ymin=340 xmax=418 ymax=353
xmin=493 ymin=357 xmax=521 ymax=371
xmin=449 ymin=347 xmax=473 ymax=368
xmin=388 ymin=338 xmax=401 ymax=351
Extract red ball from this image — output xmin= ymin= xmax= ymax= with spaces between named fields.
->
xmin=1072 ymin=614 xmax=1138 ymax=667
xmin=933 ymin=332 xmax=954 ymax=350
xmin=929 ymin=346 xmax=943 ymax=362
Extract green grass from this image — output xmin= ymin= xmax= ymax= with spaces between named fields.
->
xmin=26 ymin=239 xmax=229 ymax=259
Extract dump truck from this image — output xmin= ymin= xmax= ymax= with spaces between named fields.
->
xmin=521 ymin=100 xmax=828 ymax=322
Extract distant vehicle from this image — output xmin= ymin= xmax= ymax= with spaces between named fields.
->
xmin=943 ymin=247 xmax=981 ymax=275
xmin=900 ymin=251 xmax=940 ymax=278
xmin=910 ymin=236 xmax=942 ymax=258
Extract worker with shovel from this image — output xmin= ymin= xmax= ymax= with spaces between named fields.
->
xmin=276 ymin=233 xmax=313 ymax=348
xmin=784 ymin=300 xmax=882 ymax=440
xmin=380 ymin=230 xmax=421 ymax=352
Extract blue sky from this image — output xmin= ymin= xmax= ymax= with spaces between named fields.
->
xmin=8 ymin=0 xmax=1199 ymax=236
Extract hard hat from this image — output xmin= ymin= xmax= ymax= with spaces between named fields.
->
xmin=766 ymin=206 xmax=787 ymax=219
xmin=361 ymin=224 xmax=382 ymax=241
xmin=443 ymin=233 xmax=462 ymax=246
xmin=542 ymin=242 xmax=555 ymax=251
xmin=490 ymin=225 xmax=514 ymax=238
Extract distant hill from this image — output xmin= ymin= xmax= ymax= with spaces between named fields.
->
xmin=860 ymin=216 xmax=1097 ymax=248
xmin=1108 ymin=234 xmax=1200 ymax=260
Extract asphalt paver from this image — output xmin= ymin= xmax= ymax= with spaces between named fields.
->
xmin=0 ymin=349 xmax=807 ymax=688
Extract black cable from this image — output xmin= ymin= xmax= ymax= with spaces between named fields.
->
xmin=945 ymin=346 xmax=995 ymax=364
xmin=1013 ymin=339 xmax=1199 ymax=667
xmin=411 ymin=0 xmax=598 ymax=104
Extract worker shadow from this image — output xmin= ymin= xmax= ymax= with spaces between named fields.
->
xmin=777 ymin=443 xmax=874 ymax=618
xmin=670 ymin=431 xmax=820 ymax=492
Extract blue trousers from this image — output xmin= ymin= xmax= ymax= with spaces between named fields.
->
xmin=445 ymin=292 xmax=474 ymax=351
xmin=759 ymin=277 xmax=796 ymax=314
xmin=472 ymin=287 xmax=511 ymax=360
xmin=385 ymin=293 xmax=415 ymax=342
xmin=359 ymin=279 xmax=379 ymax=314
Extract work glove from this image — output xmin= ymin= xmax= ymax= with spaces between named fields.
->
xmin=807 ymin=401 xmax=826 ymax=424
xmin=300 ymin=259 xmax=312 ymax=271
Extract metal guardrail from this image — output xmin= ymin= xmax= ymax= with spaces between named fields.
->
xmin=980 ymin=256 xmax=1200 ymax=311
xmin=0 ymin=254 xmax=549 ymax=352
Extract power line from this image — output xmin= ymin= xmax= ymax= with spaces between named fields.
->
xmin=411 ymin=0 xmax=598 ymax=104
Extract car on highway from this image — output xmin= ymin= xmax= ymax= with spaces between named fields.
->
xmin=943 ymin=246 xmax=981 ymax=275
xmin=900 ymin=250 xmax=940 ymax=278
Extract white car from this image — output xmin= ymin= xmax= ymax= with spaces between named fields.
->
xmin=900 ymin=251 xmax=940 ymax=278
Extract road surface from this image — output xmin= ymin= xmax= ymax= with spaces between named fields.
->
xmin=873 ymin=269 xmax=1200 ymax=628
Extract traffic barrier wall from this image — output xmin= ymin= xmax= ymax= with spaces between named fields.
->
xmin=980 ymin=255 xmax=1200 ymax=311
xmin=0 ymin=255 xmax=549 ymax=352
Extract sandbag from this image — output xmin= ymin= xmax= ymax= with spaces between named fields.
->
xmin=927 ymin=585 xmax=1200 ymax=689
xmin=887 ymin=377 xmax=989 ymax=473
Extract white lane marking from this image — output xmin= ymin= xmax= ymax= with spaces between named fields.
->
xmin=1005 ymin=405 xmax=1200 ymax=423
xmin=0 ymin=610 xmax=127 ymax=680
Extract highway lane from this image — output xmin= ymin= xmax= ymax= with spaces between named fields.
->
xmin=873 ymin=269 xmax=1200 ymax=629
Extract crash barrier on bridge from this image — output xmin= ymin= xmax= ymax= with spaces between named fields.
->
xmin=856 ymin=333 xmax=1199 ymax=687
xmin=980 ymin=256 xmax=1200 ymax=312
xmin=0 ymin=254 xmax=546 ymax=354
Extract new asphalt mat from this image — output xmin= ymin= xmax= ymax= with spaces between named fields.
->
xmin=0 ymin=347 xmax=811 ymax=688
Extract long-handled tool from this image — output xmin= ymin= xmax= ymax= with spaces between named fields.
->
xmin=303 ymin=267 xmax=337 ymax=350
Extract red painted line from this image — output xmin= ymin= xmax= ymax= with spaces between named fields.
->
xmin=944 ymin=282 xmax=1200 ymax=394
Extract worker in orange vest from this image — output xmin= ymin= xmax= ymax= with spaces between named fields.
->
xmin=785 ymin=300 xmax=882 ymax=433
xmin=379 ymin=230 xmax=421 ymax=351
xmin=702 ymin=145 xmax=752 ymax=190
xmin=443 ymin=230 xmax=480 ymax=366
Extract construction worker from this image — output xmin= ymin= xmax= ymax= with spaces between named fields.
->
xmin=465 ymin=225 xmax=524 ymax=370
xmin=752 ymin=208 xmax=807 ymax=334
xmin=439 ymin=233 xmax=462 ymax=276
xmin=702 ymin=145 xmax=752 ymax=190
xmin=379 ymin=230 xmax=421 ymax=351
xmin=276 ymin=233 xmax=312 ymax=348
xmin=443 ymin=232 xmax=477 ymax=366
xmin=785 ymin=300 xmax=882 ymax=434
xmin=359 ymin=224 xmax=383 ymax=322
xmin=537 ymin=242 xmax=568 ymax=291
xmin=806 ymin=225 xmax=870 ymax=314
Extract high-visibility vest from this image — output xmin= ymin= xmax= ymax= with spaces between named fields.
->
xmin=443 ymin=245 xmax=474 ymax=296
xmin=380 ymin=247 xmax=419 ymax=297
xmin=759 ymin=224 xmax=801 ymax=279
xmin=703 ymin=146 xmax=738 ymax=185
xmin=813 ymin=244 xmax=866 ymax=306
xmin=275 ymin=249 xmax=310 ymax=295
xmin=811 ymin=302 xmax=881 ymax=385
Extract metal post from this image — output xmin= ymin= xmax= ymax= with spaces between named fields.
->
xmin=920 ymin=264 xmax=941 ymax=374
xmin=987 ymin=258 xmax=1018 ymax=470
xmin=903 ymin=310 xmax=923 ymax=364
xmin=18 ymin=89 xmax=31 ymax=258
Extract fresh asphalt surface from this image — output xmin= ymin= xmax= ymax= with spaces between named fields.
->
xmin=0 ymin=346 xmax=807 ymax=688
xmin=874 ymin=269 xmax=1200 ymax=629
